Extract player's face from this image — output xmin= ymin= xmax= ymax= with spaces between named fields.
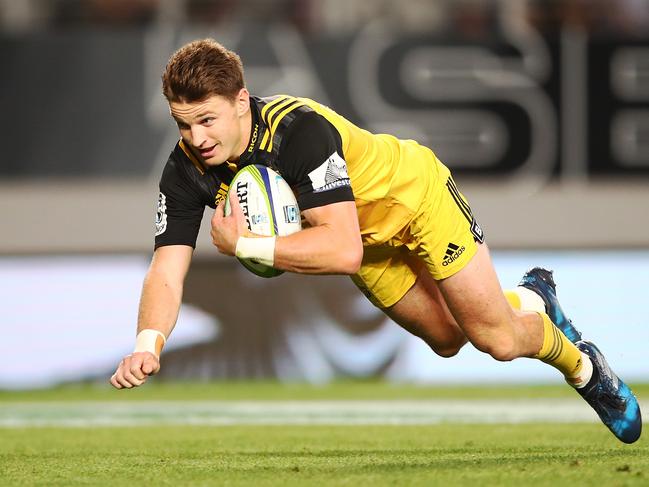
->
xmin=169 ymin=90 xmax=250 ymax=166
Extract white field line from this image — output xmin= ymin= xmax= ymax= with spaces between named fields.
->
xmin=2 ymin=399 xmax=642 ymax=427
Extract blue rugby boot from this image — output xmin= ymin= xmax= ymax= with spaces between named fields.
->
xmin=519 ymin=267 xmax=582 ymax=343
xmin=575 ymin=340 xmax=642 ymax=444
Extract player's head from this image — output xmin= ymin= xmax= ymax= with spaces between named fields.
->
xmin=162 ymin=38 xmax=250 ymax=166
xmin=162 ymin=38 xmax=244 ymax=103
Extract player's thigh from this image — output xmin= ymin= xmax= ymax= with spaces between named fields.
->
xmin=384 ymin=260 xmax=467 ymax=357
xmin=409 ymin=171 xmax=512 ymax=344
xmin=414 ymin=173 xmax=485 ymax=281
xmin=436 ymin=242 xmax=517 ymax=348
xmin=351 ymin=247 xmax=466 ymax=356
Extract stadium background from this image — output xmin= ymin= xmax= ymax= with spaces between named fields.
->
xmin=1 ymin=0 xmax=648 ymax=389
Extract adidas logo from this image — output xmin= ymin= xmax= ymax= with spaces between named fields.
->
xmin=442 ymin=242 xmax=466 ymax=266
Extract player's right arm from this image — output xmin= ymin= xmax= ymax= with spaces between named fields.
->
xmin=110 ymin=148 xmax=208 ymax=390
xmin=110 ymin=244 xmax=193 ymax=389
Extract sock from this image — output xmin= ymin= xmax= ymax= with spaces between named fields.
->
xmin=534 ymin=312 xmax=592 ymax=386
xmin=572 ymin=351 xmax=593 ymax=388
xmin=504 ymin=288 xmax=546 ymax=313
xmin=504 ymin=290 xmax=521 ymax=310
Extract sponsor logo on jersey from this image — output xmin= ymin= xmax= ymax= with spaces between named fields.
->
xmin=442 ymin=242 xmax=465 ymax=266
xmin=307 ymin=151 xmax=351 ymax=193
xmin=155 ymin=192 xmax=167 ymax=236
xmin=471 ymin=218 xmax=485 ymax=243
xmin=247 ymin=123 xmax=259 ymax=153
xmin=215 ymin=183 xmax=229 ymax=206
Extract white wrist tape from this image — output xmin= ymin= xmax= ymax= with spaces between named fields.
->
xmin=134 ymin=329 xmax=166 ymax=357
xmin=235 ymin=236 xmax=276 ymax=267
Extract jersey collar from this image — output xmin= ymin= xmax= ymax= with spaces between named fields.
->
xmin=237 ymin=97 xmax=267 ymax=167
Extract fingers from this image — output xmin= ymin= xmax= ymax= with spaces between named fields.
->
xmin=226 ymin=189 xmax=254 ymax=238
xmin=109 ymin=372 xmax=122 ymax=389
xmin=109 ymin=353 xmax=159 ymax=390
xmin=110 ymin=370 xmax=141 ymax=389
xmin=213 ymin=199 xmax=225 ymax=225
xmin=228 ymin=189 xmax=245 ymax=221
xmin=141 ymin=355 xmax=161 ymax=376
xmin=211 ymin=201 xmax=226 ymax=247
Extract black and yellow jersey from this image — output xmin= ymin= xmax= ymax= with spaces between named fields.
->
xmin=155 ymin=94 xmax=448 ymax=250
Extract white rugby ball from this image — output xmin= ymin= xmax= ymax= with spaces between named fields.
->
xmin=224 ymin=164 xmax=301 ymax=278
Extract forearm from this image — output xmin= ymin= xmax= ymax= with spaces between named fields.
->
xmin=111 ymin=246 xmax=191 ymax=389
xmin=218 ymin=200 xmax=362 ymax=275
xmin=273 ymin=224 xmax=362 ymax=275
xmin=134 ymin=245 xmax=192 ymax=341
xmin=136 ymin=267 xmax=183 ymax=338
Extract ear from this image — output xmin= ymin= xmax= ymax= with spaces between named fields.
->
xmin=236 ymin=88 xmax=250 ymax=116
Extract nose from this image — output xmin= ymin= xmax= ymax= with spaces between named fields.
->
xmin=190 ymin=125 xmax=207 ymax=148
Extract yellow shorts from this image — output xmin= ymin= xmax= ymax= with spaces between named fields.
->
xmin=351 ymin=169 xmax=485 ymax=309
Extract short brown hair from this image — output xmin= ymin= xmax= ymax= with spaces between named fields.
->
xmin=162 ymin=38 xmax=244 ymax=103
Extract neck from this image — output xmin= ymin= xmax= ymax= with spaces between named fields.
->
xmin=228 ymin=109 xmax=253 ymax=163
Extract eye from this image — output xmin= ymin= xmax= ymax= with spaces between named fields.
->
xmin=176 ymin=121 xmax=190 ymax=130
xmin=201 ymin=117 xmax=215 ymax=125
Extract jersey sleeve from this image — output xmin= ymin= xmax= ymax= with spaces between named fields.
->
xmin=277 ymin=111 xmax=355 ymax=211
xmin=154 ymin=159 xmax=206 ymax=250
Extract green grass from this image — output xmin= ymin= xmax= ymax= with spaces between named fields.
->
xmin=1 ymin=382 xmax=647 ymax=486
xmin=2 ymin=380 xmax=648 ymax=402
xmin=1 ymin=424 xmax=647 ymax=486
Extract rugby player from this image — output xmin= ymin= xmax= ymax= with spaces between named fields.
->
xmin=110 ymin=39 xmax=641 ymax=443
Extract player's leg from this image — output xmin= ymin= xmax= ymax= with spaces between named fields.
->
xmin=505 ymin=267 xmax=582 ymax=343
xmin=383 ymin=260 xmax=468 ymax=358
xmin=416 ymin=171 xmax=583 ymax=371
xmin=417 ymin=167 xmax=641 ymax=443
xmin=507 ymin=267 xmax=641 ymax=443
xmin=437 ymin=242 xmax=583 ymax=368
xmin=351 ymin=247 xmax=467 ymax=358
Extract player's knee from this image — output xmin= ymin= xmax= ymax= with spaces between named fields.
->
xmin=431 ymin=344 xmax=461 ymax=358
xmin=422 ymin=330 xmax=468 ymax=358
xmin=472 ymin=334 xmax=518 ymax=362
xmin=428 ymin=335 xmax=467 ymax=358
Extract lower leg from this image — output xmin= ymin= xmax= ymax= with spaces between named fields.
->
xmin=533 ymin=311 xmax=592 ymax=386
xmin=474 ymin=261 xmax=640 ymax=443
xmin=506 ymin=285 xmax=593 ymax=387
xmin=438 ymin=244 xmax=591 ymax=385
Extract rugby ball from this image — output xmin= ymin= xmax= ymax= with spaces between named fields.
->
xmin=224 ymin=164 xmax=301 ymax=278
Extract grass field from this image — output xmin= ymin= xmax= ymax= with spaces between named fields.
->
xmin=1 ymin=381 xmax=647 ymax=486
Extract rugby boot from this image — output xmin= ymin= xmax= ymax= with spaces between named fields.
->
xmin=519 ymin=267 xmax=582 ymax=343
xmin=574 ymin=340 xmax=642 ymax=443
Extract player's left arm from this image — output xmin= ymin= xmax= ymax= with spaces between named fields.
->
xmin=213 ymin=189 xmax=362 ymax=274
xmin=274 ymin=111 xmax=363 ymax=274
xmin=273 ymin=199 xmax=362 ymax=274
xmin=213 ymin=110 xmax=363 ymax=275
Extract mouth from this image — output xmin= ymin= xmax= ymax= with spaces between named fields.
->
xmin=199 ymin=144 xmax=218 ymax=159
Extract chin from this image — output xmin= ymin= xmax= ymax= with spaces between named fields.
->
xmin=203 ymin=156 xmax=228 ymax=166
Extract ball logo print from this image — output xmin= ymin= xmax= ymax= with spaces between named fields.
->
xmin=225 ymin=165 xmax=302 ymax=277
xmin=283 ymin=205 xmax=299 ymax=224
xmin=251 ymin=214 xmax=269 ymax=225
xmin=235 ymin=181 xmax=251 ymax=231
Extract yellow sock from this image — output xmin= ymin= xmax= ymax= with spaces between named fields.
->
xmin=505 ymin=288 xmax=546 ymax=313
xmin=504 ymin=290 xmax=521 ymax=310
xmin=534 ymin=312 xmax=584 ymax=381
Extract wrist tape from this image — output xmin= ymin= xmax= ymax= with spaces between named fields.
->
xmin=235 ymin=236 xmax=276 ymax=267
xmin=134 ymin=329 xmax=166 ymax=357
